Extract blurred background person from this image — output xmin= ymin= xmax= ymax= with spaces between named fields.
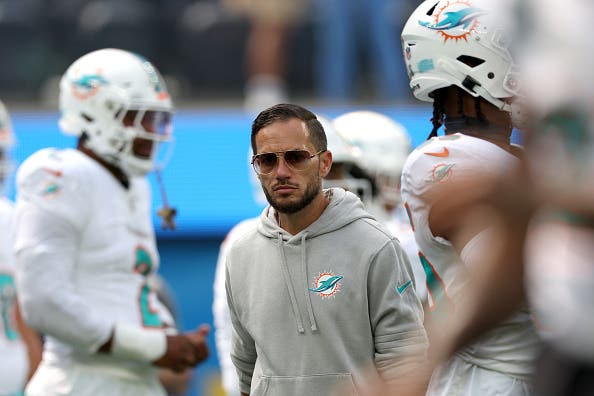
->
xmin=312 ymin=0 xmax=416 ymax=103
xmin=212 ymin=113 xmax=374 ymax=396
xmin=219 ymin=0 xmax=310 ymax=113
xmin=14 ymin=48 xmax=209 ymax=396
xmin=519 ymin=1 xmax=594 ymax=391
xmin=0 ymin=99 xmax=42 ymax=396
xmin=333 ymin=110 xmax=426 ymax=300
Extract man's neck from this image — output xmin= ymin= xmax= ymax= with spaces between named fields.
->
xmin=77 ymin=144 xmax=130 ymax=188
xmin=444 ymin=117 xmax=513 ymax=152
xmin=442 ymin=88 xmax=514 ymax=152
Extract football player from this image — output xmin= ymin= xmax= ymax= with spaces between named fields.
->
xmin=398 ymin=0 xmax=541 ymax=394
xmin=0 ymin=99 xmax=42 ymax=395
xmin=14 ymin=49 xmax=209 ymax=396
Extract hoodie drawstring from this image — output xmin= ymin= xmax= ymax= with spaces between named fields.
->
xmin=301 ymin=233 xmax=319 ymax=332
xmin=277 ymin=233 xmax=306 ymax=334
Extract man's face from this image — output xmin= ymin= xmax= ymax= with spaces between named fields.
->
xmin=254 ymin=118 xmax=330 ymax=214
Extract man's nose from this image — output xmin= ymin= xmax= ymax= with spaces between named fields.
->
xmin=275 ymin=155 xmax=292 ymax=177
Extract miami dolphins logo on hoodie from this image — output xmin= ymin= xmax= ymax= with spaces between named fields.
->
xmin=309 ymin=271 xmax=343 ymax=298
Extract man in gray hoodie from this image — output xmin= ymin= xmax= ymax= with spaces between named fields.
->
xmin=225 ymin=103 xmax=428 ymax=396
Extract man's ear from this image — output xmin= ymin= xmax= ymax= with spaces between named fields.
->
xmin=319 ymin=150 xmax=333 ymax=178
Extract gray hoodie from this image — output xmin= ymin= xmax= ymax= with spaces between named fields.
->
xmin=225 ymin=188 xmax=427 ymax=396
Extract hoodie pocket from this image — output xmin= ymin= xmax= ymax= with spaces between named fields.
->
xmin=252 ymin=373 xmax=358 ymax=396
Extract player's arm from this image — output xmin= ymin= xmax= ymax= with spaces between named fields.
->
xmin=427 ymin=170 xmax=501 ymax=250
xmin=158 ymin=367 xmax=192 ymax=395
xmin=427 ymin=166 xmax=531 ymax=361
xmin=16 ymin=203 xmax=209 ymax=371
xmin=14 ymin=297 xmax=42 ymax=381
xmin=15 ymin=204 xmax=115 ymax=352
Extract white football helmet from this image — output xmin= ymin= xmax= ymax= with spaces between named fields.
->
xmin=333 ymin=111 xmax=411 ymax=208
xmin=401 ymin=0 xmax=519 ymax=115
xmin=318 ymin=114 xmax=373 ymax=202
xmin=0 ymin=100 xmax=15 ymax=194
xmin=59 ymin=48 xmax=174 ymax=176
xmin=317 ymin=115 xmax=358 ymax=165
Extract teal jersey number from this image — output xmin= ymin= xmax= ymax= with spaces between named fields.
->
xmin=0 ymin=274 xmax=19 ymax=341
xmin=134 ymin=247 xmax=162 ymax=327
xmin=418 ymin=252 xmax=454 ymax=320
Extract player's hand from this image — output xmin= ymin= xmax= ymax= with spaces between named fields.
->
xmin=185 ymin=324 xmax=210 ymax=364
xmin=152 ymin=326 xmax=209 ymax=372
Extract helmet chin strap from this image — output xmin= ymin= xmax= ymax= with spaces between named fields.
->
xmin=473 ymin=84 xmax=512 ymax=112
xmin=155 ymin=169 xmax=177 ymax=230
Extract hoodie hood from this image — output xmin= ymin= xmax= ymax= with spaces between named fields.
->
xmin=258 ymin=187 xmax=374 ymax=242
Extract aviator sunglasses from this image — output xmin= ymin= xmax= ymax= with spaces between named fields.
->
xmin=251 ymin=149 xmax=326 ymax=175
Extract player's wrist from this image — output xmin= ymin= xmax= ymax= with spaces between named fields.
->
xmin=111 ymin=323 xmax=167 ymax=363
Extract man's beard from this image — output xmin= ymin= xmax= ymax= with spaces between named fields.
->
xmin=263 ymin=176 xmax=321 ymax=214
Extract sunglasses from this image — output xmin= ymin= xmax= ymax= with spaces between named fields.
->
xmin=251 ymin=149 xmax=326 ymax=175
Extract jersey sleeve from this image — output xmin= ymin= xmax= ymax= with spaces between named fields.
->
xmin=14 ymin=204 xmax=113 ymax=353
xmin=13 ymin=150 xmax=112 ymax=352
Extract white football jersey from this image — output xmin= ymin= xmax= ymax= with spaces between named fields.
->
xmin=14 ymin=148 xmax=171 ymax=378
xmin=213 ymin=217 xmax=259 ymax=396
xmin=401 ymin=133 xmax=540 ymax=380
xmin=0 ymin=197 xmax=29 ymax=394
xmin=383 ymin=205 xmax=427 ymax=301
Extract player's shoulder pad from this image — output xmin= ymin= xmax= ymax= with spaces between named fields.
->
xmin=0 ymin=196 xmax=14 ymax=215
xmin=16 ymin=148 xmax=94 ymax=199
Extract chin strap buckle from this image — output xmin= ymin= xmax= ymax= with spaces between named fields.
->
xmin=155 ymin=169 xmax=177 ymax=230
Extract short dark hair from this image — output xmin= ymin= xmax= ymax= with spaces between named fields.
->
xmin=251 ymin=103 xmax=327 ymax=154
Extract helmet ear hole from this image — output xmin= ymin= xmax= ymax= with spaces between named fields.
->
xmin=457 ymin=55 xmax=486 ymax=68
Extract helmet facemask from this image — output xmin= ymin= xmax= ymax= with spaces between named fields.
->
xmin=117 ymin=108 xmax=174 ymax=175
